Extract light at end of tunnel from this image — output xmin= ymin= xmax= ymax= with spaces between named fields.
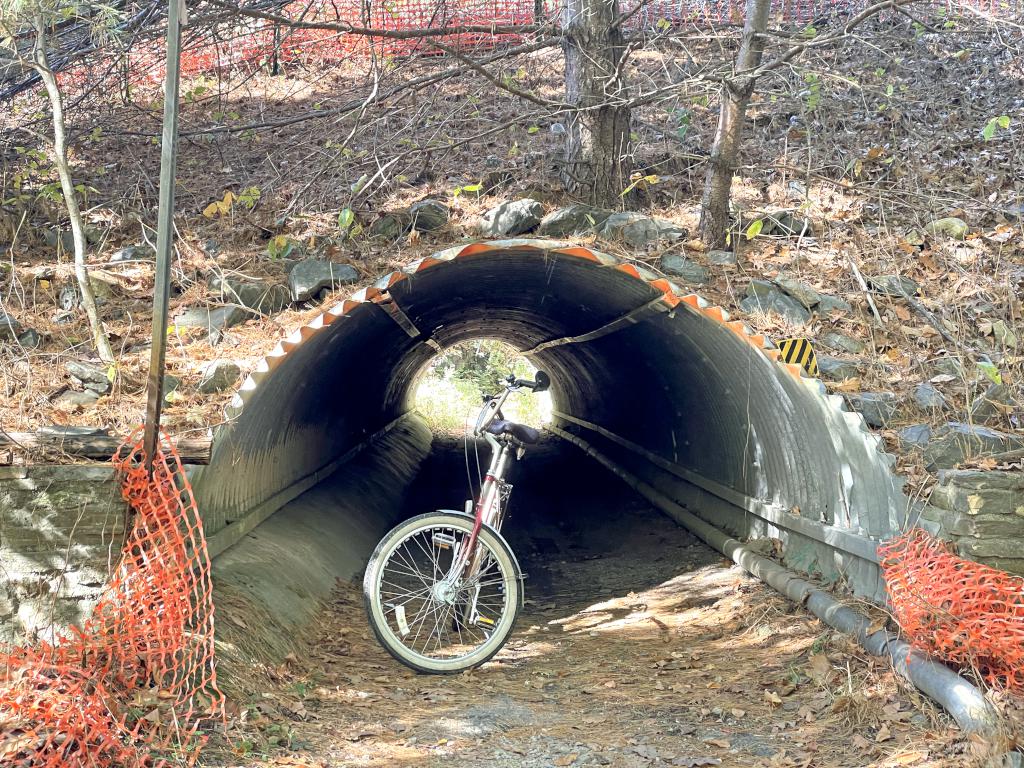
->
xmin=413 ymin=339 xmax=553 ymax=434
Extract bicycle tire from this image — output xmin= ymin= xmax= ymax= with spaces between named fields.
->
xmin=363 ymin=511 xmax=522 ymax=674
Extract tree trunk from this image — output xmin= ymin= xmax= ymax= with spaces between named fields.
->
xmin=561 ymin=0 xmax=631 ymax=207
xmin=0 ymin=431 xmax=212 ymax=464
xmin=33 ymin=16 xmax=115 ymax=364
xmin=699 ymin=0 xmax=770 ymax=248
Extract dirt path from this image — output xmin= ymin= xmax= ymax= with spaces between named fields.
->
xmin=204 ymin=447 xmax=971 ymax=768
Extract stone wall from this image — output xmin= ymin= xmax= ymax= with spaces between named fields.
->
xmin=922 ymin=470 xmax=1024 ymax=576
xmin=0 ymin=465 xmax=126 ymax=643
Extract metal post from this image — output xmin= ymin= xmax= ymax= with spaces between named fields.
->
xmin=143 ymin=0 xmax=185 ymax=473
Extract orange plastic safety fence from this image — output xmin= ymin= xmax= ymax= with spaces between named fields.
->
xmin=879 ymin=528 xmax=1024 ymax=691
xmin=0 ymin=428 xmax=223 ymax=766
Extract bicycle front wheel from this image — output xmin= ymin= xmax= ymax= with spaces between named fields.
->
xmin=363 ymin=512 xmax=522 ymax=674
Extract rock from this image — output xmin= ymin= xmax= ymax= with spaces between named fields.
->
xmin=924 ymin=422 xmax=1024 ymax=470
xmin=58 ymin=284 xmax=79 ymax=311
xmin=986 ymin=319 xmax=1018 ymax=348
xmin=477 ymin=199 xmax=544 ymax=237
xmin=900 ymin=424 xmax=932 ymax=449
xmin=771 ymin=276 xmax=851 ymax=314
xmin=818 ymin=355 xmax=861 ymax=380
xmin=410 ymin=200 xmax=449 ymax=232
xmin=913 ymin=383 xmax=947 ymax=410
xmin=868 ymin=274 xmax=920 ymax=297
xmin=203 ymin=239 xmax=221 ymax=256
xmin=66 ymin=361 xmax=111 ymax=395
xmin=111 ymin=244 xmax=152 ymax=262
xmin=924 ymin=216 xmax=968 ymax=240
xmin=904 ymin=229 xmax=926 ymax=247
xmin=88 ymin=271 xmax=120 ymax=301
xmin=746 ymin=279 xmax=778 ymax=300
xmin=288 ymin=260 xmax=360 ymax=302
xmin=764 ymin=211 xmax=811 ymax=237
xmin=822 ymin=332 xmax=865 ymax=355
xmin=598 ymin=212 xmax=686 ymax=248
xmin=660 ymin=254 xmax=709 ymax=285
xmin=16 ymin=329 xmax=41 ymax=349
xmin=0 ymin=313 xmax=22 ymax=341
xmin=816 ymin=294 xmax=853 ymax=313
xmin=43 ymin=228 xmax=75 ymax=252
xmin=932 ymin=356 xmax=964 ymax=378
xmin=847 ymin=392 xmax=898 ymax=428
xmin=971 ymin=383 xmax=1018 ymax=423
xmin=198 ymin=360 xmax=241 ymax=394
xmin=537 ymin=204 xmax=611 ymax=237
xmin=173 ymin=305 xmax=249 ymax=331
xmin=706 ymin=250 xmax=737 ymax=266
xmin=209 ymin=276 xmax=289 ymax=315
xmin=55 ymin=389 xmax=100 ymax=407
xmin=369 ymin=211 xmax=413 ymax=240
xmin=773 ymin=276 xmax=821 ymax=309
xmin=740 ymin=281 xmax=811 ymax=324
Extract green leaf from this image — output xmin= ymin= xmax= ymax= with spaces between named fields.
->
xmin=997 ymin=115 xmax=1011 ymax=129
xmin=745 ymin=219 xmax=764 ymax=240
xmin=350 ymin=173 xmax=370 ymax=196
xmin=982 ymin=118 xmax=997 ymax=141
xmin=338 ymin=207 xmax=355 ymax=232
xmin=527 ymin=126 xmax=540 ymax=134
xmin=462 ymin=183 xmax=483 ymax=193
xmin=977 ymin=361 xmax=1002 ymax=385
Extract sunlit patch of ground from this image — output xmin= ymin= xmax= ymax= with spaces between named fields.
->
xmin=202 ymin=492 xmax=986 ymax=768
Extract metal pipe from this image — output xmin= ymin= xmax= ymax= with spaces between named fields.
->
xmin=548 ymin=423 xmax=1002 ymax=735
xmin=143 ymin=0 xmax=185 ymax=473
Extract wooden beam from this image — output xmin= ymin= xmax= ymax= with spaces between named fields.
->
xmin=0 ymin=432 xmax=212 ymax=465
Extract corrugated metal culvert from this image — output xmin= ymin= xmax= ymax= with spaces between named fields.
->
xmin=192 ymin=239 xmax=909 ymax=601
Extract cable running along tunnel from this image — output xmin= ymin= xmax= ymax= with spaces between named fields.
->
xmin=191 ymin=240 xmax=908 ymax=604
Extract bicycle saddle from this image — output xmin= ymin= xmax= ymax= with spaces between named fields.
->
xmin=486 ymin=419 xmax=540 ymax=445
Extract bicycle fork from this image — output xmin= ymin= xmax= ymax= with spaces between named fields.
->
xmin=434 ymin=435 xmax=513 ymax=632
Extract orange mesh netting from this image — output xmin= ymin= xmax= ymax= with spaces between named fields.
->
xmin=879 ymin=528 xmax=1024 ymax=691
xmin=0 ymin=429 xmax=223 ymax=766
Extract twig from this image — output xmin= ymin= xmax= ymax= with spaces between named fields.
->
xmin=846 ymin=255 xmax=883 ymax=326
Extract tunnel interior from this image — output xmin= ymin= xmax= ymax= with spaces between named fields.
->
xmin=193 ymin=240 xmax=908 ymax=610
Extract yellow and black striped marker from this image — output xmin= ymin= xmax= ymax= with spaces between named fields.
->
xmin=777 ymin=337 xmax=818 ymax=377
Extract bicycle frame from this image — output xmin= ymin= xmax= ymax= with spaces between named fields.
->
xmin=443 ymin=386 xmax=522 ymax=616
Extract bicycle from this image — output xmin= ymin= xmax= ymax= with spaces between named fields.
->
xmin=363 ymin=371 xmax=551 ymax=673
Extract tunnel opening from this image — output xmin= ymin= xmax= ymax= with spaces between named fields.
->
xmin=194 ymin=239 xmax=910 ymax=659
xmin=412 ymin=338 xmax=553 ymax=435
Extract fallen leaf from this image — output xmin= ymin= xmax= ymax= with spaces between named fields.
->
xmin=764 ymin=689 xmax=783 ymax=706
xmin=830 ymin=378 xmax=861 ymax=393
xmin=891 ymin=751 xmax=929 ymax=765
xmin=704 ymin=738 xmax=731 ymax=749
xmin=730 ymin=708 xmax=746 ymax=718
xmin=807 ymin=653 xmax=833 ymax=684
xmin=876 ymin=723 xmax=893 ymax=743
xmin=553 ymin=754 xmax=579 ymax=766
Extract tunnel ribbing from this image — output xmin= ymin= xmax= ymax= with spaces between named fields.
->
xmin=191 ymin=239 xmax=908 ymax=600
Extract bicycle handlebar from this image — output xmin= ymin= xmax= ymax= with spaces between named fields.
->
xmin=504 ymin=370 xmax=550 ymax=393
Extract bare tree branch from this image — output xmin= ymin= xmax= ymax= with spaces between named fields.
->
xmin=203 ymin=0 xmax=557 ymax=39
